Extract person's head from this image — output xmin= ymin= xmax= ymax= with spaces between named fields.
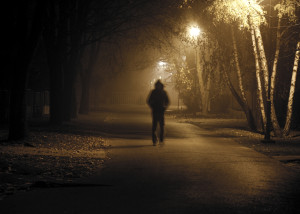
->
xmin=155 ymin=80 xmax=164 ymax=90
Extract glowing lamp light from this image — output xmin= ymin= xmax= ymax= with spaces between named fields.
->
xmin=158 ymin=61 xmax=166 ymax=66
xmin=189 ymin=26 xmax=201 ymax=38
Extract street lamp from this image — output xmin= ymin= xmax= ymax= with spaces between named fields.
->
xmin=188 ymin=26 xmax=201 ymax=39
xmin=188 ymin=25 xmax=201 ymax=66
xmin=188 ymin=25 xmax=201 ymax=68
xmin=188 ymin=25 xmax=201 ymax=114
xmin=158 ymin=61 xmax=166 ymax=67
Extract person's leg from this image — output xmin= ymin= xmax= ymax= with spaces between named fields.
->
xmin=159 ymin=112 xmax=165 ymax=142
xmin=152 ymin=112 xmax=158 ymax=144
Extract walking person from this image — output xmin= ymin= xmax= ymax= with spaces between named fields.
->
xmin=147 ymin=80 xmax=170 ymax=145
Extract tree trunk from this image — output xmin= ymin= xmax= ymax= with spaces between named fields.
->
xmin=283 ymin=41 xmax=300 ymax=136
xmin=229 ymin=27 xmax=256 ymax=131
xmin=252 ymin=20 xmax=282 ymax=137
xmin=253 ymin=24 xmax=269 ymax=98
xmin=48 ymin=60 xmax=64 ymax=125
xmin=250 ymin=24 xmax=266 ymax=131
xmin=63 ymin=62 xmax=78 ymax=121
xmin=44 ymin=0 xmax=69 ymax=125
xmin=231 ymin=27 xmax=247 ymax=102
xmin=202 ymin=72 xmax=211 ymax=114
xmin=8 ymin=66 xmax=28 ymax=140
xmin=8 ymin=1 xmax=45 ymax=140
xmin=79 ymin=71 xmax=91 ymax=114
xmin=224 ymin=68 xmax=256 ymax=131
xmin=196 ymin=47 xmax=209 ymax=114
xmin=63 ymin=0 xmax=90 ymax=121
xmin=9 ymin=2 xmax=29 ymax=140
xmin=79 ymin=43 xmax=100 ymax=115
xmin=270 ymin=17 xmax=283 ymax=137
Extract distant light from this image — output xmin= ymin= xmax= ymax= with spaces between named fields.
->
xmin=159 ymin=76 xmax=162 ymax=79
xmin=158 ymin=61 xmax=166 ymax=66
xmin=189 ymin=26 xmax=201 ymax=38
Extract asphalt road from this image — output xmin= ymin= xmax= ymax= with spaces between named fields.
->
xmin=1 ymin=105 xmax=300 ymax=213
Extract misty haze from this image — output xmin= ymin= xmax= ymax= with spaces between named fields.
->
xmin=1 ymin=0 xmax=300 ymax=213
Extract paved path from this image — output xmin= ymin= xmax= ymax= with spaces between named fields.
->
xmin=1 ymin=106 xmax=300 ymax=213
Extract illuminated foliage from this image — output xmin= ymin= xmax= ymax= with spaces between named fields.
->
xmin=274 ymin=0 xmax=300 ymax=21
xmin=208 ymin=0 xmax=266 ymax=28
xmin=173 ymin=58 xmax=200 ymax=111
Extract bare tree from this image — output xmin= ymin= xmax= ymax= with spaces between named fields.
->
xmin=8 ymin=1 xmax=46 ymax=140
xmin=283 ymin=41 xmax=300 ymax=135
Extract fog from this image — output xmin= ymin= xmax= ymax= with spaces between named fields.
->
xmin=87 ymin=41 xmax=178 ymax=108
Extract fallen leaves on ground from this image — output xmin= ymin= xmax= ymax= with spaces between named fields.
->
xmin=0 ymin=131 xmax=109 ymax=200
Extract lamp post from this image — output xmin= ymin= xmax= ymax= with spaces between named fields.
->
xmin=188 ymin=26 xmax=201 ymax=70
xmin=188 ymin=25 xmax=201 ymax=113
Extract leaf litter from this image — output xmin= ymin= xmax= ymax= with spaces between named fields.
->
xmin=0 ymin=130 xmax=109 ymax=200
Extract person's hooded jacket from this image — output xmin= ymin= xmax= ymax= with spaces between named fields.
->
xmin=147 ymin=80 xmax=170 ymax=112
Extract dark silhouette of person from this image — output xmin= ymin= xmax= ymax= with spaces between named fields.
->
xmin=147 ymin=80 xmax=170 ymax=145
